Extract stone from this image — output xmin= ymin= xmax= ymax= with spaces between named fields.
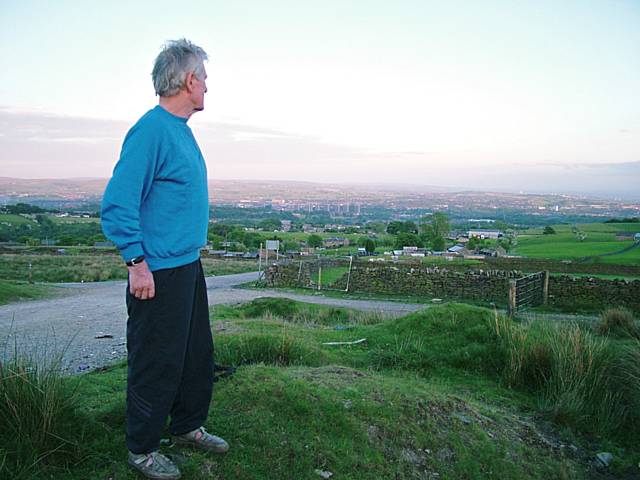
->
xmin=596 ymin=452 xmax=613 ymax=467
xmin=315 ymin=469 xmax=333 ymax=479
xmin=401 ymin=448 xmax=421 ymax=464
xmin=453 ymin=413 xmax=472 ymax=425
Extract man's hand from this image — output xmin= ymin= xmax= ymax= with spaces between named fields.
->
xmin=128 ymin=261 xmax=155 ymax=300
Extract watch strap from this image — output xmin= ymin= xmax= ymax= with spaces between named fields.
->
xmin=126 ymin=255 xmax=145 ymax=267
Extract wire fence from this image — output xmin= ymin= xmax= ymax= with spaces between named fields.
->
xmin=260 ymin=256 xmax=355 ymax=292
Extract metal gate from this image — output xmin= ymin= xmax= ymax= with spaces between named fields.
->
xmin=508 ymin=271 xmax=549 ymax=316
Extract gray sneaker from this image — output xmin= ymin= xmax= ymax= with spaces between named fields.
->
xmin=173 ymin=426 xmax=230 ymax=453
xmin=128 ymin=450 xmax=181 ymax=480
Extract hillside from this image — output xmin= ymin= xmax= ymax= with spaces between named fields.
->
xmin=2 ymin=299 xmax=638 ymax=479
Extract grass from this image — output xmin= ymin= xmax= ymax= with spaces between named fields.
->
xmin=500 ymin=318 xmax=639 ymax=436
xmin=598 ymin=247 xmax=640 ymax=265
xmin=0 ymin=280 xmax=51 ymax=305
xmin=0 ymin=254 xmax=257 ymax=283
xmin=310 ymin=266 xmax=350 ymax=287
xmin=595 ymin=307 xmax=639 ymax=339
xmin=0 ymin=352 xmax=83 ymax=479
xmin=0 ymin=214 xmax=36 ymax=225
xmin=550 ymin=272 xmax=640 ymax=281
xmin=3 ymin=298 xmax=640 ymax=478
xmin=515 ymin=222 xmax=640 ymax=265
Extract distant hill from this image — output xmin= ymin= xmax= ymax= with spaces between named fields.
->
xmin=0 ymin=178 xmax=638 ymax=220
xmin=0 ymin=177 xmax=464 ymax=204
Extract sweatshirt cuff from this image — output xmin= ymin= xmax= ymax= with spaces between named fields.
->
xmin=119 ymin=243 xmax=145 ymax=263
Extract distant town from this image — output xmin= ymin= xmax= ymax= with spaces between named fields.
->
xmin=1 ymin=177 xmax=639 ymax=228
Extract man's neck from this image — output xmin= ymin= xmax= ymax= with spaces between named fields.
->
xmin=159 ymin=96 xmax=194 ymax=119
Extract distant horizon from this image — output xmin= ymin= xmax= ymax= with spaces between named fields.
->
xmin=1 ymin=175 xmax=638 ymax=202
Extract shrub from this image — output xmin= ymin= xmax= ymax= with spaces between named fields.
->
xmin=596 ymin=307 xmax=639 ymax=339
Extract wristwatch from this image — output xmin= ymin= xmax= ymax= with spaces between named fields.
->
xmin=126 ymin=255 xmax=145 ymax=267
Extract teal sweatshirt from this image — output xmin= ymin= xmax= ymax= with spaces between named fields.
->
xmin=101 ymin=105 xmax=208 ymax=271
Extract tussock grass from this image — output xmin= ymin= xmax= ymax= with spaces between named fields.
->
xmin=499 ymin=317 xmax=640 ymax=438
xmin=216 ymin=297 xmax=386 ymax=326
xmin=358 ymin=302 xmax=640 ymax=440
xmin=215 ymin=331 xmax=327 ymax=367
xmin=0 ymin=354 xmax=82 ymax=479
xmin=596 ymin=307 xmax=639 ymax=339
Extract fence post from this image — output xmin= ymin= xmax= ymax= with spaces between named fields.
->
xmin=508 ymin=279 xmax=517 ymax=317
xmin=542 ymin=270 xmax=550 ymax=305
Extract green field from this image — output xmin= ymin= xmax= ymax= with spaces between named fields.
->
xmin=0 ymin=254 xmax=258 ymax=283
xmin=3 ymin=299 xmax=639 ymax=479
xmin=310 ymin=266 xmax=350 ymax=287
xmin=515 ymin=222 xmax=640 ymax=265
xmin=0 ymin=213 xmax=35 ymax=225
xmin=50 ymin=216 xmax=101 ymax=224
xmin=0 ymin=213 xmax=100 ymax=226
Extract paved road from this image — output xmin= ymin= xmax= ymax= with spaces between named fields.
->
xmin=0 ymin=272 xmax=424 ymax=374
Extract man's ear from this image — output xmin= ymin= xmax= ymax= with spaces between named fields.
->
xmin=184 ymin=71 xmax=195 ymax=93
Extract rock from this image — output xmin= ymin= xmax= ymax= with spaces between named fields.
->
xmin=453 ymin=413 xmax=472 ymax=425
xmin=315 ymin=469 xmax=333 ymax=479
xmin=76 ymin=363 xmax=91 ymax=372
xmin=596 ymin=452 xmax=613 ymax=467
xmin=436 ymin=447 xmax=454 ymax=462
xmin=401 ymin=448 xmax=421 ymax=464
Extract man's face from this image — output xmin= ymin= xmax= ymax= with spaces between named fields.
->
xmin=191 ymin=66 xmax=208 ymax=112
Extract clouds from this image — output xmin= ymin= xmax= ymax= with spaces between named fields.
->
xmin=0 ymin=107 xmax=366 ymax=179
xmin=0 ymin=107 xmax=637 ymax=199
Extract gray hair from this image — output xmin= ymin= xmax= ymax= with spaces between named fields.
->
xmin=152 ymin=39 xmax=208 ymax=97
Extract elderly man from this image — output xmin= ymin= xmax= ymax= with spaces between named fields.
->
xmin=101 ymin=39 xmax=228 ymax=480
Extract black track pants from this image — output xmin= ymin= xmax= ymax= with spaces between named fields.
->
xmin=125 ymin=259 xmax=214 ymax=454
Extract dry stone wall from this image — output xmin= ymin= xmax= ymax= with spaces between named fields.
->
xmin=266 ymin=262 xmax=517 ymax=304
xmin=548 ymin=276 xmax=640 ymax=312
xmin=346 ymin=264 xmax=516 ymax=302
xmin=265 ymin=261 xmax=640 ymax=313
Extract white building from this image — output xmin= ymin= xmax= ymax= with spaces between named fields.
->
xmin=468 ymin=230 xmax=502 ymax=239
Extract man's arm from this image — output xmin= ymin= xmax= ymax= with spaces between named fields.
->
xmin=101 ymin=124 xmax=159 ymax=300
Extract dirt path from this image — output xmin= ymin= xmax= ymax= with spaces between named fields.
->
xmin=0 ymin=272 xmax=424 ymax=374
xmin=578 ymin=240 xmax=640 ymax=263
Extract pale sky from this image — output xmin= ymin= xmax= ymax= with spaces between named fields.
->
xmin=1 ymin=0 xmax=639 ymax=197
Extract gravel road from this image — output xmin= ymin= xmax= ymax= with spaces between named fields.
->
xmin=0 ymin=272 xmax=424 ymax=374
